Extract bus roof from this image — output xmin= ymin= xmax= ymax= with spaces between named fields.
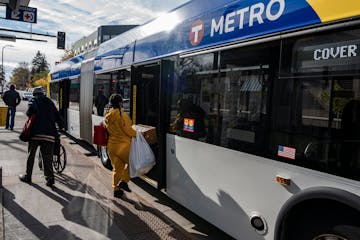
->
xmin=51 ymin=0 xmax=360 ymax=81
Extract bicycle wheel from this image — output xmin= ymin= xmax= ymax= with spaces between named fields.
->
xmin=53 ymin=144 xmax=67 ymax=173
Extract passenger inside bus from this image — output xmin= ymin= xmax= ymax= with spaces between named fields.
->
xmin=95 ymin=89 xmax=108 ymax=116
xmin=340 ymin=99 xmax=360 ymax=176
xmin=170 ymin=98 xmax=206 ymax=140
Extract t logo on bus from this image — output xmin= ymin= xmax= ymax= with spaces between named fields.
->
xmin=190 ymin=19 xmax=204 ymax=46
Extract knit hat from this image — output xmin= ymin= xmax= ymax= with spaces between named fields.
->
xmin=33 ymin=86 xmax=45 ymax=96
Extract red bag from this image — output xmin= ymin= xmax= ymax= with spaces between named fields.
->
xmin=19 ymin=114 xmax=36 ymax=142
xmin=93 ymin=123 xmax=108 ymax=146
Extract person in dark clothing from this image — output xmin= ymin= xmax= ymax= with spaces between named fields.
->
xmin=340 ymin=99 xmax=360 ymax=176
xmin=170 ymin=98 xmax=206 ymax=140
xmin=2 ymin=83 xmax=21 ymax=130
xmin=95 ymin=89 xmax=108 ymax=116
xmin=19 ymin=86 xmax=64 ymax=187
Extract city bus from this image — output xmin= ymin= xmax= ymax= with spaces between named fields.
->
xmin=50 ymin=0 xmax=360 ymax=239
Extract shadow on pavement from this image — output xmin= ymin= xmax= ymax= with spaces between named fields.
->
xmin=29 ymin=173 xmax=191 ymax=239
xmin=2 ymin=187 xmax=82 ymax=240
xmin=131 ymin=178 xmax=237 ymax=240
xmin=0 ymin=131 xmax=28 ymax=154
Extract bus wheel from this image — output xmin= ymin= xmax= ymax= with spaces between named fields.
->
xmin=312 ymin=234 xmax=347 ymax=240
xmin=280 ymin=200 xmax=360 ymax=240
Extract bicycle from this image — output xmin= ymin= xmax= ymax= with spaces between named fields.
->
xmin=38 ymin=136 xmax=67 ymax=174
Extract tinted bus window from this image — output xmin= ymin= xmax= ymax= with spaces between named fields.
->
xmin=274 ymin=28 xmax=360 ymax=180
xmin=171 ymin=41 xmax=280 ymax=156
xmin=219 ymin=42 xmax=280 ymax=155
xmin=94 ymin=69 xmax=131 ymax=116
xmin=170 ymin=53 xmax=218 ymax=142
xmin=50 ymin=82 xmax=60 ymax=108
xmin=69 ymin=78 xmax=80 ymax=110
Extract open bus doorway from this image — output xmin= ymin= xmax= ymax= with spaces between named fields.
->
xmin=131 ymin=61 xmax=172 ymax=189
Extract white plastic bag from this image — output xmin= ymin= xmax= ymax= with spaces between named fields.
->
xmin=129 ymin=130 xmax=156 ymax=178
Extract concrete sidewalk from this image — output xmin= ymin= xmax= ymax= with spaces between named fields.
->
xmin=0 ymin=107 xmax=234 ymax=240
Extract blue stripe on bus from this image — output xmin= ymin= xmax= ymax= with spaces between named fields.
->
xmin=51 ymin=0 xmax=324 ymax=80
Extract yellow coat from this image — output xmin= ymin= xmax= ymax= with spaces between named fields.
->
xmin=105 ymin=108 xmax=136 ymax=144
xmin=104 ymin=108 xmax=136 ymax=187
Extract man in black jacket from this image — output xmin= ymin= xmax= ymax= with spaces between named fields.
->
xmin=19 ymin=86 xmax=64 ymax=187
xmin=2 ymin=83 xmax=21 ymax=130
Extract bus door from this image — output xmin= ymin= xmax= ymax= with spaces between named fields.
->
xmin=131 ymin=60 xmax=173 ymax=189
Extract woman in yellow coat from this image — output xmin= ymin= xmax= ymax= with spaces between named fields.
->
xmin=105 ymin=94 xmax=136 ymax=198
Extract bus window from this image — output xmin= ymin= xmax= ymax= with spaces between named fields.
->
xmin=93 ymin=69 xmax=131 ymax=116
xmin=171 ymin=53 xmax=218 ymax=142
xmin=69 ymin=78 xmax=80 ymax=111
xmin=50 ymin=82 xmax=60 ymax=108
xmin=276 ymin=29 xmax=360 ymax=180
xmin=171 ymin=41 xmax=280 ymax=156
xmin=272 ymin=76 xmax=360 ymax=180
xmin=218 ymin=43 xmax=279 ymax=155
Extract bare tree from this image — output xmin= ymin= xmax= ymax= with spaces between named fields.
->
xmin=10 ymin=62 xmax=31 ymax=90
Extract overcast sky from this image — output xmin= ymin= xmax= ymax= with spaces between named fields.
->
xmin=0 ymin=0 xmax=189 ymax=82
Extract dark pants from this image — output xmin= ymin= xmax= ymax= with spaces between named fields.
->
xmin=26 ymin=140 xmax=54 ymax=182
xmin=6 ymin=106 xmax=16 ymax=129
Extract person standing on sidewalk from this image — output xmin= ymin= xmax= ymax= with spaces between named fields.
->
xmin=2 ymin=83 xmax=21 ymax=130
xmin=19 ymin=86 xmax=64 ymax=187
xmin=104 ymin=93 xmax=136 ymax=198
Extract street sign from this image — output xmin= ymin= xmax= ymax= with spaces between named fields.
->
xmin=5 ymin=5 xmax=37 ymax=23
xmin=57 ymin=31 xmax=65 ymax=49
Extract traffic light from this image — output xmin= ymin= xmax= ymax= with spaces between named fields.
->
xmin=57 ymin=31 xmax=65 ymax=49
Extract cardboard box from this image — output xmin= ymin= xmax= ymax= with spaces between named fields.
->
xmin=132 ymin=124 xmax=157 ymax=144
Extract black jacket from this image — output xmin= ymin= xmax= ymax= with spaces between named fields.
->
xmin=26 ymin=94 xmax=64 ymax=137
xmin=3 ymin=89 xmax=21 ymax=107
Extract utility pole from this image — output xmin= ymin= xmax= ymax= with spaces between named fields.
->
xmin=1 ymin=44 xmax=14 ymax=90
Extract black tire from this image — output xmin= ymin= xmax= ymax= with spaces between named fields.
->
xmin=281 ymin=200 xmax=360 ymax=240
xmin=53 ymin=145 xmax=67 ymax=173
xmin=99 ymin=146 xmax=112 ymax=171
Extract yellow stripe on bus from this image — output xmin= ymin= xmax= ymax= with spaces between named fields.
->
xmin=306 ymin=0 xmax=360 ymax=22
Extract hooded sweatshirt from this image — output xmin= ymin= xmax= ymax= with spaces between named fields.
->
xmin=104 ymin=108 xmax=136 ymax=144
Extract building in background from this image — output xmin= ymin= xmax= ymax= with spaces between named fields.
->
xmin=73 ymin=25 xmax=138 ymax=55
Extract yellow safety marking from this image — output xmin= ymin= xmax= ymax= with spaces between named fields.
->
xmin=132 ymin=85 xmax=137 ymax=124
xmin=306 ymin=0 xmax=360 ymax=22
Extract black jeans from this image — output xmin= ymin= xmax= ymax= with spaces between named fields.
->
xmin=5 ymin=106 xmax=16 ymax=129
xmin=27 ymin=140 xmax=54 ymax=182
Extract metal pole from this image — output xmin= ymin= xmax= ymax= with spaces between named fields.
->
xmin=1 ymin=47 xmax=3 ymax=83
xmin=1 ymin=45 xmax=14 ymax=86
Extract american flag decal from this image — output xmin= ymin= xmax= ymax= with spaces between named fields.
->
xmin=278 ymin=145 xmax=296 ymax=160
